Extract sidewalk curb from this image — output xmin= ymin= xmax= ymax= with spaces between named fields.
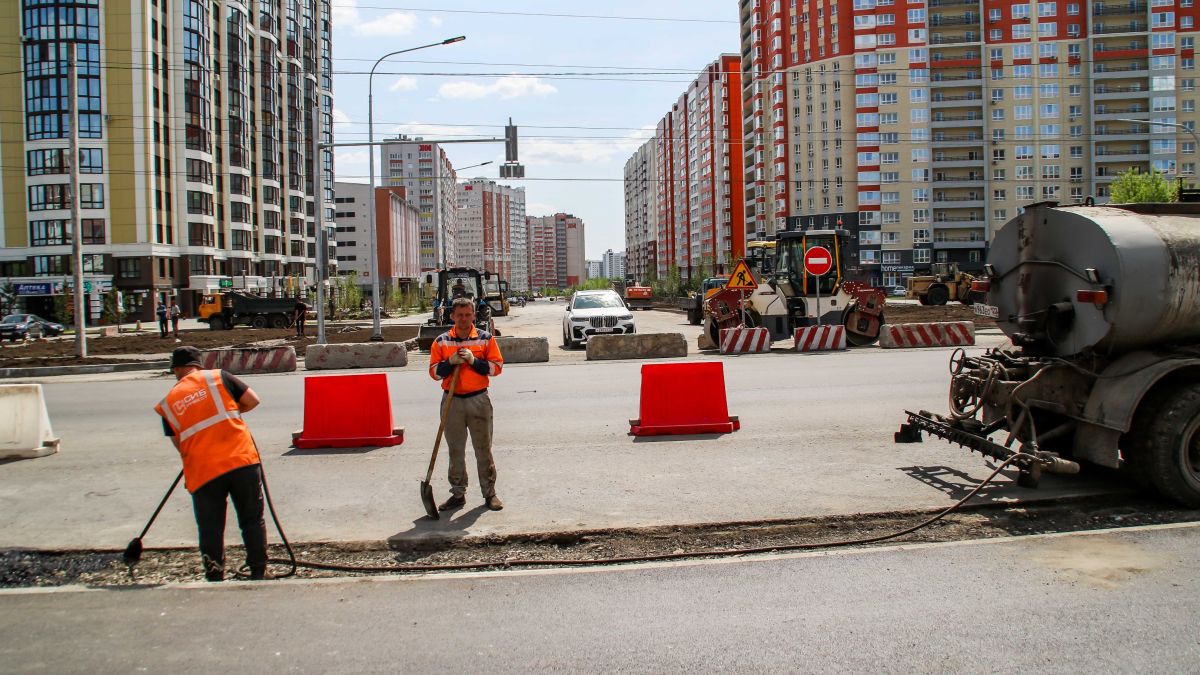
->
xmin=0 ymin=360 xmax=171 ymax=378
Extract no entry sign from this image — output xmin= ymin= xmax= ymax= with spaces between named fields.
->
xmin=804 ymin=246 xmax=833 ymax=277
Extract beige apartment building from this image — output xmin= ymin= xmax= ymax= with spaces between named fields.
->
xmin=0 ymin=0 xmax=334 ymax=320
xmin=455 ymin=178 xmax=527 ymax=290
xmin=742 ymin=0 xmax=1200 ymax=288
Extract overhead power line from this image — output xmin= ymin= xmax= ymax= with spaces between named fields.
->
xmin=327 ymin=5 xmax=739 ymax=24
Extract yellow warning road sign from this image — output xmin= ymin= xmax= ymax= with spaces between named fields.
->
xmin=725 ymin=260 xmax=758 ymax=291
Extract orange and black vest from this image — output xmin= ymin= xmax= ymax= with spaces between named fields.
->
xmin=154 ymin=370 xmax=259 ymax=493
xmin=428 ymin=326 xmax=503 ymax=395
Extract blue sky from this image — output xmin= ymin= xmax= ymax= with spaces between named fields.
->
xmin=329 ymin=1 xmax=739 ymax=258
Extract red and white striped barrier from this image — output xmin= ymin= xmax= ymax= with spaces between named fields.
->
xmin=719 ymin=326 xmax=771 ymax=354
xmin=879 ymin=322 xmax=975 ymax=349
xmin=201 ymin=346 xmax=297 ymax=374
xmin=793 ymin=325 xmax=847 ymax=352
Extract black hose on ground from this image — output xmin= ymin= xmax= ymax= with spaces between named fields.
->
xmin=254 ymin=454 xmax=1030 ymax=576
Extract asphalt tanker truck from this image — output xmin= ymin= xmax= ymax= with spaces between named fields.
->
xmin=897 ymin=201 xmax=1200 ymax=506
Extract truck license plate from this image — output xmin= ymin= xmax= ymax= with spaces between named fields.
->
xmin=973 ymin=303 xmax=999 ymax=319
xmin=595 ymin=327 xmax=614 ymax=333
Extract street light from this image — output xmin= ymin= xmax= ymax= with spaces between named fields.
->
xmin=366 ymin=35 xmax=465 ymax=341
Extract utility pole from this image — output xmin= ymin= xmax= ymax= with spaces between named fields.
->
xmin=68 ymin=46 xmax=87 ymax=357
xmin=312 ymin=93 xmax=328 ymax=344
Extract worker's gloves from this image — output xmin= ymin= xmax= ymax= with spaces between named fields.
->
xmin=448 ymin=353 xmax=464 ymax=365
xmin=458 ymin=348 xmax=476 ymax=365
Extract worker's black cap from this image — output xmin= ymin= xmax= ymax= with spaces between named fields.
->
xmin=170 ymin=346 xmax=203 ymax=369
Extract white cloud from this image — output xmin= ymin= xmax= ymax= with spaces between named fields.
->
xmin=331 ymin=0 xmax=360 ymax=26
xmin=526 ymin=202 xmax=559 ymax=217
xmin=388 ymin=121 xmax=486 ymax=139
xmin=438 ymin=76 xmax=558 ymax=100
xmin=429 ymin=16 xmax=444 ymax=27
xmin=522 ymin=127 xmax=654 ymax=166
xmin=388 ymin=76 xmax=419 ymax=92
xmin=355 ymin=11 xmax=418 ymax=36
xmin=334 ymin=149 xmax=370 ymax=182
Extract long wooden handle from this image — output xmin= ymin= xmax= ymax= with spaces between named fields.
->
xmin=424 ymin=366 xmax=461 ymax=484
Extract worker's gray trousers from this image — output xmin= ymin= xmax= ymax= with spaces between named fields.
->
xmin=442 ymin=390 xmax=497 ymax=498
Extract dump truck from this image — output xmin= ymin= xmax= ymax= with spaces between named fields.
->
xmin=417 ymin=267 xmax=496 ymax=351
xmin=622 ymin=283 xmax=654 ymax=311
xmin=198 ymin=292 xmax=299 ymax=330
xmin=684 ymin=276 xmax=730 ymax=325
xmin=702 ymin=228 xmax=886 ymax=347
xmin=905 ymin=262 xmax=979 ymax=305
xmin=897 ymin=202 xmax=1200 ymax=506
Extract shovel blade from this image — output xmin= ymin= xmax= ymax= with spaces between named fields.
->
xmin=123 ymin=537 xmax=143 ymax=565
xmin=420 ymin=481 xmax=440 ymax=520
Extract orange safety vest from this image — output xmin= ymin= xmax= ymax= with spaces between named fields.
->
xmin=154 ymin=370 xmax=259 ymax=493
xmin=428 ymin=326 xmax=503 ymax=395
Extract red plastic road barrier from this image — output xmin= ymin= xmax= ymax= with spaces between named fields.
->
xmin=292 ymin=373 xmax=404 ymax=449
xmin=629 ymin=362 xmax=740 ymax=436
xmin=793 ymin=324 xmax=847 ymax=352
xmin=720 ymin=326 xmax=771 ymax=354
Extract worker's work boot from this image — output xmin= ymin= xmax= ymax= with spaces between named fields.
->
xmin=485 ymin=495 xmax=504 ymax=511
xmin=249 ymin=568 xmax=274 ymax=581
xmin=439 ymin=494 xmax=466 ymax=511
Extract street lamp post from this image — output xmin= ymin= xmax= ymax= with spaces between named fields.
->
xmin=366 ymin=36 xmax=465 ymax=341
xmin=1115 ymin=117 xmax=1200 ymax=177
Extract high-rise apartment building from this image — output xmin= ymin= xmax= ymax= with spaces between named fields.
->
xmin=455 ymin=178 xmax=526 ymax=288
xmin=380 ymin=136 xmax=458 ymax=271
xmin=586 ymin=259 xmax=604 ymax=280
xmin=601 ymin=249 xmax=627 ymax=280
xmin=332 ymin=182 xmax=421 ymax=292
xmin=0 ymin=0 xmax=335 ymax=320
xmin=528 ymin=213 xmax=586 ymax=289
xmin=741 ymin=0 xmax=1200 ymax=288
xmin=624 ymin=55 xmax=745 ymax=283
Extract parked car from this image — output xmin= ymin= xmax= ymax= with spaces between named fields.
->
xmin=0 ymin=314 xmax=66 ymax=341
xmin=562 ymin=290 xmax=636 ymax=349
xmin=889 ymin=286 xmax=907 ymax=297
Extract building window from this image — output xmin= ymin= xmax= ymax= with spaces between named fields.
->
xmin=186 ymin=190 xmax=213 ymax=215
xmin=188 ymin=222 xmax=214 ymax=246
xmin=32 ymin=255 xmax=69 ymax=276
xmin=26 ymin=148 xmax=67 ymax=176
xmin=913 ymin=248 xmax=931 ymax=264
xmin=79 ymin=183 xmax=104 ymax=209
xmin=81 ymin=218 xmax=105 ymax=244
xmin=29 ymin=219 xmax=66 ymax=246
xmin=118 ymin=258 xmax=140 ymax=279
xmin=912 ymin=228 xmax=931 ymax=244
xmin=22 ymin=2 xmax=103 ymax=141
xmin=28 ymin=183 xmax=67 ymax=211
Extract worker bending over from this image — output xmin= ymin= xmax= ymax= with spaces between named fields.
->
xmin=154 ymin=347 xmax=270 ymax=581
xmin=429 ymin=297 xmax=505 ymax=511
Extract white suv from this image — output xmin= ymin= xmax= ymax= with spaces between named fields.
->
xmin=562 ymin=290 xmax=636 ymax=348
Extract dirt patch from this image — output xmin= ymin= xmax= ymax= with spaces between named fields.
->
xmin=0 ymin=356 xmax=162 ymax=368
xmin=0 ymin=325 xmax=421 ymax=365
xmin=884 ymin=302 xmax=996 ymax=328
xmin=2 ymin=496 xmax=1194 ymax=587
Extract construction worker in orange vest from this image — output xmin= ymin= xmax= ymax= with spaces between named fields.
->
xmin=429 ymin=296 xmax=505 ymax=512
xmin=154 ymin=346 xmax=269 ymax=581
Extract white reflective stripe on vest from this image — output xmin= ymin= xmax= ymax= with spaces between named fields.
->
xmin=176 ymin=371 xmax=242 ymax=442
xmin=159 ymin=395 xmax=183 ymax=434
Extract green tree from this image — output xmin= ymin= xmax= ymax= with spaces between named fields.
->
xmin=101 ymin=289 xmax=123 ymax=329
xmin=1110 ymin=168 xmax=1178 ymax=204
xmin=0 ymin=281 xmax=16 ymax=316
xmin=53 ymin=291 xmax=73 ymax=324
xmin=336 ymin=272 xmax=363 ymax=316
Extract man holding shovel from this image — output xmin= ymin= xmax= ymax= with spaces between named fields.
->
xmin=428 ymin=297 xmax=505 ymax=511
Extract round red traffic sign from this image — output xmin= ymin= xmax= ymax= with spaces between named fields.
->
xmin=804 ymin=246 xmax=834 ymax=277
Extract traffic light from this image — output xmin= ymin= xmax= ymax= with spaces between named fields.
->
xmin=504 ymin=118 xmax=518 ymax=162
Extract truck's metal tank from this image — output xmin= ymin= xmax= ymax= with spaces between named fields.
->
xmin=989 ymin=202 xmax=1200 ymax=358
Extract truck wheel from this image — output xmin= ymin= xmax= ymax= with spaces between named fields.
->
xmin=269 ymin=314 xmax=288 ymax=329
xmin=1128 ymin=382 xmax=1200 ymax=507
xmin=209 ymin=317 xmax=225 ymax=331
xmin=927 ymin=286 xmax=950 ymax=306
xmin=251 ymin=315 xmax=268 ymax=329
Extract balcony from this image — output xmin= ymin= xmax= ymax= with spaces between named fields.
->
xmin=930 ymin=0 xmax=978 ymax=7
xmin=931 ymin=71 xmax=983 ymax=86
xmin=932 ymin=133 xmax=985 ymax=148
xmin=932 ymin=195 xmax=985 ymax=208
xmin=932 ymin=114 xmax=985 ymax=129
xmin=1095 ymin=146 xmax=1150 ymax=160
xmin=933 ymin=237 xmax=988 ymax=249
xmin=932 ymin=154 xmax=986 ymax=168
xmin=930 ymin=33 xmax=981 ymax=45
xmin=930 ymin=14 xmax=980 ymax=26
xmin=1093 ymin=62 xmax=1149 ymax=78
xmin=933 ymin=216 xmax=986 ymax=227
xmin=1093 ymin=21 xmax=1147 ymax=34
xmin=931 ymin=93 xmax=982 ymax=109
xmin=1093 ymin=2 xmax=1147 ymax=16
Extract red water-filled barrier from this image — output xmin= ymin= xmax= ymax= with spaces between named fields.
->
xmin=292 ymin=373 xmax=404 ymax=449
xmin=629 ymin=361 xmax=740 ymax=436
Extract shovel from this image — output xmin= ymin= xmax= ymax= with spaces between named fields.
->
xmin=123 ymin=470 xmax=184 ymax=566
xmin=420 ymin=367 xmax=461 ymax=520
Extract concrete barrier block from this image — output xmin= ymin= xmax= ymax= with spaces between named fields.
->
xmin=794 ymin=325 xmax=848 ymax=352
xmin=305 ymin=342 xmax=408 ymax=370
xmin=496 ymin=336 xmax=549 ymax=363
xmin=879 ymin=321 xmax=975 ymax=349
xmin=0 ymin=384 xmax=60 ymax=460
xmin=100 ymin=326 xmax=118 ymax=337
xmin=720 ymin=327 xmax=771 ymax=354
xmin=586 ymin=333 xmax=688 ymax=361
xmin=698 ymin=331 xmax=717 ymax=351
xmin=201 ymin=346 xmax=298 ymax=374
